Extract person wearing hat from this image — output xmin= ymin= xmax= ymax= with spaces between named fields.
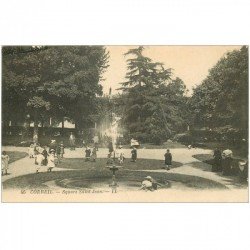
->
xmin=141 ymin=176 xmax=160 ymax=191
xmin=141 ymin=176 xmax=153 ymax=191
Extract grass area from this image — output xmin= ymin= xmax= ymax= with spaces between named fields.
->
xmin=121 ymin=141 xmax=187 ymax=149
xmin=2 ymin=169 xmax=228 ymax=190
xmin=4 ymin=151 xmax=28 ymax=164
xmin=57 ymin=158 xmax=183 ymax=170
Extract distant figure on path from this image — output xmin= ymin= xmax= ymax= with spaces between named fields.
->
xmin=85 ymin=146 xmax=91 ymax=162
xmin=131 ymin=146 xmax=137 ymax=162
xmin=69 ymin=132 xmax=76 ymax=150
xmin=222 ymin=149 xmax=233 ymax=175
xmin=41 ymin=146 xmax=48 ymax=166
xmin=59 ymin=142 xmax=65 ymax=158
xmin=213 ymin=148 xmax=222 ymax=172
xmin=164 ymin=149 xmax=172 ymax=170
xmin=116 ymin=145 xmax=125 ymax=164
xmin=28 ymin=143 xmax=35 ymax=158
xmin=47 ymin=150 xmax=55 ymax=172
xmin=91 ymin=146 xmax=97 ymax=162
xmin=2 ymin=151 xmax=10 ymax=175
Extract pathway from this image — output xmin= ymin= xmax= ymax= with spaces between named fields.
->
xmin=1 ymin=146 xmax=247 ymax=190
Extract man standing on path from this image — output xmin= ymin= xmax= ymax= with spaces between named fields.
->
xmin=164 ymin=149 xmax=172 ymax=170
xmin=131 ymin=146 xmax=137 ymax=162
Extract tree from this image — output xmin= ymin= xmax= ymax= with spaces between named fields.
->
xmin=2 ymin=46 xmax=109 ymax=142
xmin=118 ymin=46 xmax=189 ymax=144
xmin=190 ymin=46 xmax=248 ymax=140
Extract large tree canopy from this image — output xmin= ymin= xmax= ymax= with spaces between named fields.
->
xmin=189 ymin=46 xmax=248 ymax=139
xmin=2 ymin=46 xmax=109 ymax=141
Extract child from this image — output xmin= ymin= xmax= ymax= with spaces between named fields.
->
xmin=106 ymin=153 xmax=114 ymax=165
xmin=60 ymin=142 xmax=65 ymax=158
xmin=41 ymin=146 xmax=48 ymax=166
xmin=131 ymin=146 xmax=137 ymax=162
xmin=91 ymin=146 xmax=97 ymax=162
xmin=85 ymin=146 xmax=91 ymax=162
xmin=2 ymin=151 xmax=10 ymax=175
xmin=47 ymin=150 xmax=55 ymax=172
xmin=140 ymin=176 xmax=160 ymax=191
xmin=28 ymin=143 xmax=35 ymax=158
xmin=164 ymin=149 xmax=172 ymax=170
xmin=35 ymin=153 xmax=45 ymax=173
xmin=116 ymin=145 xmax=125 ymax=164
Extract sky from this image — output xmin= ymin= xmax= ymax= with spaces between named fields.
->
xmin=101 ymin=45 xmax=241 ymax=95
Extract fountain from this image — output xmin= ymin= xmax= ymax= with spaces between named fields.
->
xmin=106 ymin=164 xmax=123 ymax=193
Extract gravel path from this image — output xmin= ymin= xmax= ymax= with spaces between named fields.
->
xmin=1 ymin=146 xmax=246 ymax=190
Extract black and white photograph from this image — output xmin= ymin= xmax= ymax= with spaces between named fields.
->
xmin=1 ymin=45 xmax=248 ymax=202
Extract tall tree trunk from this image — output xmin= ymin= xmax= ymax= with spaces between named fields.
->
xmin=33 ymin=109 xmax=39 ymax=143
xmin=22 ymin=115 xmax=30 ymax=140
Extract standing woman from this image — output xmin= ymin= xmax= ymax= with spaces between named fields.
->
xmin=164 ymin=149 xmax=172 ymax=170
xmin=131 ymin=146 xmax=137 ymax=162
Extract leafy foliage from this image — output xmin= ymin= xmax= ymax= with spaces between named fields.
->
xmin=189 ymin=46 xmax=248 ymax=139
xmin=117 ymin=46 xmax=190 ymax=144
xmin=2 ymin=46 xmax=109 ymax=140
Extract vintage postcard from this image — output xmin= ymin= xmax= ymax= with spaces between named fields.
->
xmin=1 ymin=45 xmax=248 ymax=202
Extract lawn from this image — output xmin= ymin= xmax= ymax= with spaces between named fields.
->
xmin=57 ymin=158 xmax=183 ymax=170
xmin=4 ymin=151 xmax=28 ymax=164
xmin=3 ymin=163 xmax=228 ymax=190
xmin=121 ymin=141 xmax=186 ymax=149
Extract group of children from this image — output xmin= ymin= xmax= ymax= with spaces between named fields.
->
xmin=85 ymin=146 xmax=98 ymax=162
xmin=106 ymin=145 xmax=126 ymax=165
xmin=28 ymin=140 xmax=65 ymax=173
